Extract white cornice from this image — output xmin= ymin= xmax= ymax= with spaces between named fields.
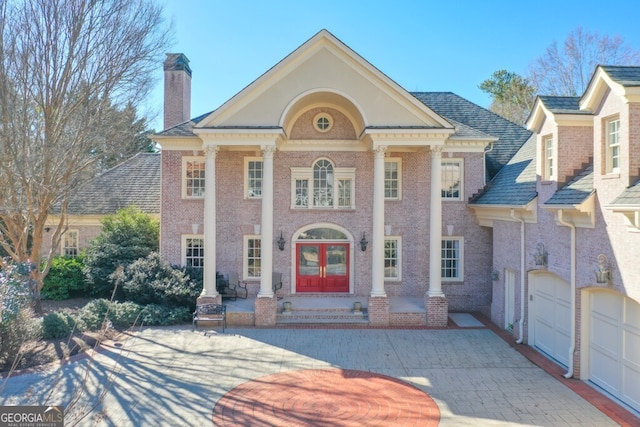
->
xmin=469 ymin=200 xmax=537 ymax=227
xmin=605 ymin=205 xmax=640 ymax=232
xmin=542 ymin=194 xmax=596 ymax=229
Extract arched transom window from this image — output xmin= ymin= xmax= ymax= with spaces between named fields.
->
xmin=291 ymin=158 xmax=355 ymax=209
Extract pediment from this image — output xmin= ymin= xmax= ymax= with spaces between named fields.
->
xmin=194 ymin=30 xmax=452 ymax=136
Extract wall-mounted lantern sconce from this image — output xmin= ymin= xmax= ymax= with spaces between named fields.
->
xmin=191 ymin=223 xmax=199 ymax=234
xmin=491 ymin=268 xmax=499 ymax=281
xmin=360 ymin=232 xmax=368 ymax=251
xmin=44 ymin=227 xmax=51 ymax=233
xmin=595 ymin=254 xmax=611 ymax=284
xmin=254 ymin=224 xmax=261 ymax=235
xmin=534 ymin=243 xmax=548 ymax=266
xmin=277 ymin=232 xmax=286 ymax=251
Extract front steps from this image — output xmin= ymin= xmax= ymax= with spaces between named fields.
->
xmin=276 ymin=296 xmax=369 ymax=325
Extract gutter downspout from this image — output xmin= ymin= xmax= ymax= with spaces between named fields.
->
xmin=557 ymin=209 xmax=576 ymax=379
xmin=511 ymin=208 xmax=526 ymax=344
xmin=483 ymin=142 xmax=494 ymax=186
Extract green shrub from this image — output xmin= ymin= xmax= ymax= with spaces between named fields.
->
xmin=115 ymin=252 xmax=200 ymax=309
xmin=77 ymin=298 xmax=112 ymax=331
xmin=42 ymin=256 xmax=90 ymax=300
xmin=139 ymin=304 xmax=191 ymax=326
xmin=0 ymin=307 xmax=42 ymax=369
xmin=42 ymin=312 xmax=77 ymax=339
xmin=83 ymin=207 xmax=159 ymax=297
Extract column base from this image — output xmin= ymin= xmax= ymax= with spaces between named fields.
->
xmin=368 ymin=296 xmax=389 ymax=326
xmin=197 ymin=294 xmax=222 ymax=305
xmin=255 ymin=295 xmax=277 ymax=326
xmin=425 ymin=295 xmax=448 ymax=327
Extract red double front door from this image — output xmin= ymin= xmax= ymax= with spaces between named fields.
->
xmin=296 ymin=243 xmax=349 ymax=292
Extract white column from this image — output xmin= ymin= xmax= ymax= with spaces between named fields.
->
xmin=258 ymin=145 xmax=275 ymax=297
xmin=203 ymin=145 xmax=218 ymax=297
xmin=371 ymin=145 xmax=387 ymax=297
xmin=429 ymin=146 xmax=444 ymax=297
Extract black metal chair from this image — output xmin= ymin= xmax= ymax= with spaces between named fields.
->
xmin=228 ymin=272 xmax=248 ymax=299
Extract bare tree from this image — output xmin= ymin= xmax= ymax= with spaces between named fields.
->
xmin=0 ymin=0 xmax=171 ymax=311
xmin=529 ymin=26 xmax=640 ymax=96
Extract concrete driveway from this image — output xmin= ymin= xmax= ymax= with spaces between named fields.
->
xmin=0 ymin=323 xmax=631 ymax=426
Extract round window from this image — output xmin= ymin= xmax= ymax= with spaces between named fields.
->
xmin=313 ymin=113 xmax=333 ymax=133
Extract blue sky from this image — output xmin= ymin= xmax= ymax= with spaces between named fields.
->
xmin=148 ymin=0 xmax=640 ymax=130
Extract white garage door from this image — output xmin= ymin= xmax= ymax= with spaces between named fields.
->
xmin=530 ymin=273 xmax=571 ymax=367
xmin=589 ymin=291 xmax=640 ymax=412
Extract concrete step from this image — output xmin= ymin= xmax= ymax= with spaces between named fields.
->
xmin=277 ymin=309 xmax=368 ymax=324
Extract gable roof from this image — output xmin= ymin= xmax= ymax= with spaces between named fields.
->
xmin=599 ymin=65 xmax=640 ymax=87
xmin=195 ymin=29 xmax=453 ymax=132
xmin=64 ymin=153 xmax=160 ymax=215
xmin=537 ymin=96 xmax=586 ymax=114
xmin=581 ymin=65 xmax=640 ymax=110
xmin=468 ymin=134 xmax=537 ymax=206
xmin=413 ymin=92 xmax=532 ymax=179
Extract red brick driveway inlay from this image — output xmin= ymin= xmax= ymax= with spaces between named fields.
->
xmin=212 ymin=368 xmax=440 ymax=426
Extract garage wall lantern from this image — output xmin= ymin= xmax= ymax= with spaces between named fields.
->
xmin=534 ymin=243 xmax=548 ymax=266
xmin=595 ymin=254 xmax=611 ymax=284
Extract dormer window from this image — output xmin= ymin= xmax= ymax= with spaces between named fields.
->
xmin=544 ymin=136 xmax=554 ymax=180
xmin=606 ymin=118 xmax=620 ymax=173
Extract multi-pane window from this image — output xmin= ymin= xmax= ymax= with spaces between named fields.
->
xmin=183 ymin=157 xmax=205 ymax=198
xmin=606 ymin=119 xmax=620 ymax=173
xmin=184 ymin=237 xmax=204 ymax=268
xmin=245 ymin=237 xmax=261 ymax=278
xmin=313 ymin=159 xmax=333 ymax=207
xmin=291 ymin=159 xmax=355 ymax=209
xmin=442 ymin=160 xmax=462 ymax=200
xmin=384 ymin=159 xmax=401 ymax=200
xmin=245 ymin=158 xmax=263 ymax=198
xmin=441 ymin=238 xmax=463 ymax=280
xmin=62 ymin=230 xmax=79 ymax=257
xmin=384 ymin=238 xmax=401 ymax=279
xmin=337 ymin=179 xmax=351 ymax=207
xmin=544 ymin=136 xmax=554 ymax=179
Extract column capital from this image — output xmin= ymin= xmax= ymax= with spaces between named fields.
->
xmin=431 ymin=146 xmax=443 ymax=156
xmin=373 ymin=145 xmax=387 ymax=158
xmin=261 ymin=145 xmax=276 ymax=158
xmin=204 ymin=145 xmax=219 ymax=156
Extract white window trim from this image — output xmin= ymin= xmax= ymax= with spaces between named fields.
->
xmin=290 ymin=160 xmax=356 ymax=209
xmin=182 ymin=156 xmax=205 ymax=199
xmin=243 ymin=235 xmax=262 ymax=280
xmin=441 ymin=158 xmax=464 ymax=201
xmin=313 ymin=112 xmax=333 ymax=133
xmin=244 ymin=157 xmax=263 ymax=199
xmin=441 ymin=236 xmax=464 ymax=282
xmin=384 ymin=158 xmax=402 ymax=201
xmin=182 ymin=234 xmax=204 ymax=267
xmin=384 ymin=236 xmax=402 ymax=281
xmin=61 ymin=229 xmax=79 ymax=257
xmin=605 ymin=118 xmax=620 ymax=174
xmin=544 ymin=135 xmax=554 ymax=180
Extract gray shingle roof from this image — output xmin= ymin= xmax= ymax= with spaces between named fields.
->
xmin=545 ymin=165 xmax=594 ymax=206
xmin=155 ymin=111 xmax=211 ymax=137
xmin=601 ymin=65 xmax=640 ymax=87
xmin=610 ymin=178 xmax=640 ymax=206
xmin=469 ymin=135 xmax=537 ymax=206
xmin=538 ymin=96 xmax=589 ymax=114
xmin=65 ymin=153 xmax=160 ymax=215
xmin=412 ymin=92 xmax=532 ymax=179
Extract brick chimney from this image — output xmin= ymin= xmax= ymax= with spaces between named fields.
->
xmin=163 ymin=53 xmax=192 ymax=129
